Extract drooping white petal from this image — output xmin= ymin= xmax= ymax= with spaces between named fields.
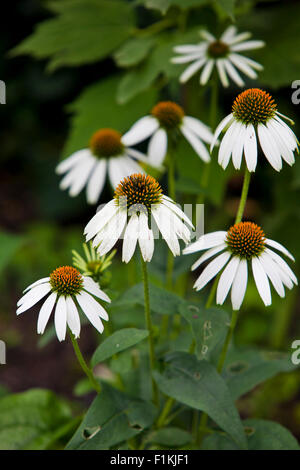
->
xmin=210 ymin=113 xmax=234 ymax=152
xmin=181 ymin=124 xmax=210 ymax=162
xmin=66 ymin=296 xmax=81 ymax=338
xmin=59 ymin=152 xmax=93 ymax=191
xmin=218 ymin=121 xmax=238 ymax=169
xmin=122 ymin=213 xmax=139 ymax=263
xmin=17 ymin=283 xmax=52 ymax=314
xmin=86 ymin=159 xmax=107 ymax=204
xmin=37 ymin=292 xmax=57 ymax=334
xmin=257 ymin=123 xmax=282 ymax=171
xmin=138 ymin=212 xmax=154 ymax=262
xmin=83 ymin=277 xmax=111 ymax=303
xmin=266 ymin=238 xmax=295 ymax=261
xmin=179 ymin=58 xmax=207 ymax=83
xmin=182 ymin=116 xmax=214 ymax=145
xmin=272 ymin=117 xmax=298 ymax=150
xmin=162 ymin=196 xmax=194 ymax=228
xmin=183 ymin=231 xmax=227 ymax=254
xmin=252 ymin=256 xmax=272 ymax=306
xmin=200 ymin=59 xmax=214 ymax=85
xmin=84 ymin=199 xmax=118 ymax=241
xmin=239 ymin=55 xmax=263 ymax=71
xmin=95 ymin=209 xmax=127 ymax=256
xmin=159 ymin=204 xmax=191 ymax=244
xmin=23 ymin=277 xmax=50 ymax=294
xmin=244 ymin=124 xmax=257 ymax=172
xmin=216 ymin=59 xmax=229 ymax=87
xmin=259 ymin=252 xmax=285 ymax=298
xmin=228 ymin=53 xmax=257 ymax=79
xmin=217 ymin=256 xmax=240 ymax=305
xmin=121 ymin=116 xmax=159 ymax=146
xmin=265 ymin=248 xmax=298 ymax=286
xmin=148 ymin=128 xmax=168 ymax=168
xmin=56 ymin=149 xmax=91 ymax=175
xmin=54 ymin=295 xmax=67 ymax=342
xmin=266 ymin=121 xmax=295 ymax=166
xmin=193 ymin=252 xmax=231 ymax=291
xmin=231 ymin=258 xmax=248 ymax=310
xmin=232 ymin=122 xmax=246 ymax=170
xmin=223 ymin=59 xmax=245 ymax=87
xmin=152 ymin=206 xmax=180 ymax=256
xmin=76 ymin=291 xmax=106 ymax=331
xmin=68 ymin=155 xmax=96 ymax=197
xmin=231 ymin=40 xmax=265 ymax=52
xmin=191 ymin=243 xmax=226 ymax=271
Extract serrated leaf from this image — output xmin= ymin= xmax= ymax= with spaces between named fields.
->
xmin=66 ymin=384 xmax=156 ymax=449
xmin=202 ymin=419 xmax=300 ymax=450
xmin=179 ymin=302 xmax=229 ymax=360
xmin=0 ymin=389 xmax=72 ymax=450
xmin=153 ymin=352 xmax=247 ymax=449
xmin=62 ymin=75 xmax=157 ymax=158
xmin=91 ymin=328 xmax=149 ymax=366
xmin=11 ymin=0 xmax=135 ymax=71
xmin=223 ymin=347 xmax=298 ymax=400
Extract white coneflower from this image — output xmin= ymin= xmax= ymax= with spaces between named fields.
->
xmin=84 ymin=173 xmax=193 ymax=263
xmin=211 ymin=88 xmax=299 ymax=172
xmin=122 ymin=101 xmax=214 ymax=167
xmin=17 ymin=266 xmax=110 ymax=341
xmin=56 ymin=128 xmax=151 ymax=204
xmin=183 ymin=221 xmax=297 ymax=310
xmin=171 ymin=26 xmax=264 ymax=87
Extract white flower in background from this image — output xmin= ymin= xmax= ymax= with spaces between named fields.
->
xmin=171 ymin=26 xmax=264 ymax=87
xmin=56 ymin=128 xmax=151 ymax=204
xmin=211 ymin=88 xmax=299 ymax=172
xmin=17 ymin=266 xmax=110 ymax=341
xmin=183 ymin=221 xmax=297 ymax=310
xmin=122 ymin=101 xmax=214 ymax=168
xmin=84 ymin=173 xmax=193 ymax=263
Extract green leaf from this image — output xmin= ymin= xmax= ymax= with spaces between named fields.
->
xmin=203 ymin=419 xmax=300 ymax=450
xmin=0 ymin=231 xmax=24 ymax=273
xmin=112 ymin=282 xmax=184 ymax=316
xmin=149 ymin=427 xmax=193 ymax=447
xmin=179 ymin=302 xmax=229 ymax=360
xmin=223 ymin=347 xmax=298 ymax=400
xmin=239 ymin=4 xmax=300 ymax=88
xmin=114 ymin=37 xmax=156 ymax=68
xmin=153 ymin=352 xmax=247 ymax=449
xmin=91 ymin=328 xmax=149 ymax=367
xmin=0 ymin=389 xmax=73 ymax=450
xmin=214 ymin=0 xmax=236 ymax=18
xmin=66 ymin=384 xmax=156 ymax=449
xmin=11 ymin=0 xmax=135 ymax=71
xmin=62 ymin=75 xmax=157 ymax=158
xmin=141 ymin=0 xmax=208 ymax=14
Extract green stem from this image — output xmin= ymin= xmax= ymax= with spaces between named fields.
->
xmin=140 ymin=254 xmax=159 ymax=406
xmin=217 ymin=309 xmax=239 ymax=373
xmin=234 ymin=169 xmax=251 ymax=224
xmin=69 ymin=332 xmax=101 ymax=394
xmin=156 ymin=397 xmax=174 ymax=428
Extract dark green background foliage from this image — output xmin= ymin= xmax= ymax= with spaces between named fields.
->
xmin=1 ymin=0 xmax=300 ymax=450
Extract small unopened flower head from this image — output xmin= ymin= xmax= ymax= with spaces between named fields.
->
xmin=151 ymin=101 xmax=184 ymax=130
xmin=89 ymin=128 xmax=124 ymax=158
xmin=114 ymin=173 xmax=163 ymax=213
xmin=226 ymin=222 xmax=266 ymax=259
xmin=232 ymin=89 xmax=277 ymax=126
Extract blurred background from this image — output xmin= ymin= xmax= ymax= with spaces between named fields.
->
xmin=1 ymin=0 xmax=300 ymax=442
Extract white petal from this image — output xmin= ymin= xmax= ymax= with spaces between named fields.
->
xmin=84 ymin=199 xmax=118 ymax=241
xmin=179 ymin=58 xmax=207 ymax=83
xmin=244 ymin=124 xmax=257 ymax=172
xmin=210 ymin=113 xmax=234 ymax=152
xmin=95 ymin=209 xmax=127 ymax=256
xmin=162 ymin=196 xmax=194 ymax=228
xmin=56 ymin=149 xmax=90 ymax=175
xmin=273 ymin=117 xmax=298 ymax=150
xmin=231 ymin=40 xmax=265 ymax=52
xmin=220 ymin=26 xmax=238 ymax=42
xmin=121 ymin=116 xmax=159 ymax=146
xmin=181 ymin=125 xmax=210 ymax=162
xmin=66 ymin=296 xmax=81 ymax=338
xmin=68 ymin=155 xmax=96 ymax=197
xmin=182 ymin=116 xmax=214 ymax=145
xmin=122 ymin=213 xmax=139 ymax=263
xmin=200 ymin=59 xmax=214 ymax=85
xmin=239 ymin=55 xmax=263 ymax=71
xmin=148 ymin=129 xmax=168 ymax=167
xmin=54 ymin=296 xmax=67 ymax=342
xmin=17 ymin=283 xmax=52 ymax=314
xmin=183 ymin=231 xmax=227 ymax=254
xmin=191 ymin=243 xmax=226 ymax=271
xmin=232 ymin=122 xmax=246 ymax=170
xmin=152 ymin=206 xmax=180 ymax=256
xmin=83 ymin=277 xmax=111 ymax=303
xmin=173 ymin=44 xmax=206 ymax=54
xmin=76 ymin=292 xmax=105 ymax=332
xmin=265 ymin=248 xmax=298 ymax=286
xmin=125 ymin=148 xmax=149 ymax=166
xmin=23 ymin=277 xmax=50 ymax=294
xmin=138 ymin=212 xmax=154 ymax=262
xmin=216 ymin=256 xmax=240 ymax=305
xmin=37 ymin=292 xmax=57 ymax=334
xmin=252 ymin=257 xmax=272 ymax=306
xmin=86 ymin=159 xmax=107 ymax=204
xmin=226 ymin=32 xmax=252 ymax=45
xmin=257 ymin=123 xmax=282 ymax=171
xmin=200 ymin=30 xmax=215 ymax=42
xmin=266 ymin=121 xmax=295 ymax=166
xmin=259 ymin=253 xmax=285 ymax=298
xmin=218 ymin=121 xmax=238 ymax=169
xmin=266 ymin=238 xmax=295 ymax=261
xmin=108 ymin=156 xmax=129 ymax=189
xmin=193 ymin=252 xmax=231 ymax=291
xmin=228 ymin=53 xmax=257 ymax=79
xmin=216 ymin=59 xmax=229 ymax=88
xmin=223 ymin=59 xmax=245 ymax=87
xmin=171 ymin=52 xmax=205 ymax=64
xmin=231 ymin=258 xmax=248 ymax=310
